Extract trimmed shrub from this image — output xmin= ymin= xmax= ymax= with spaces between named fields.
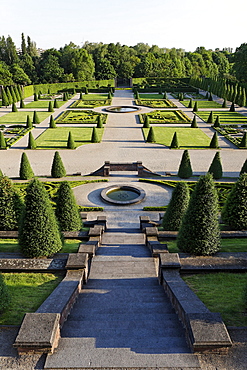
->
xmin=19 ymin=152 xmax=34 ymax=180
xmin=1 ymin=89 xmax=9 ymax=106
xmin=222 ymin=98 xmax=227 ymax=108
xmin=53 ymin=99 xmax=59 ymax=108
xmin=0 ymin=131 xmax=7 ymax=149
xmin=213 ymin=115 xmax=220 ymax=128
xmin=91 ymin=127 xmax=100 ymax=143
xmin=170 ymin=132 xmax=179 ymax=149
xmin=143 ymin=116 xmax=150 ymax=128
xmin=163 ymin=92 xmax=167 ymax=99
xmin=162 ymin=182 xmax=190 ymax=231
xmin=48 ymin=101 xmax=54 ymax=112
xmin=63 ymin=92 xmax=67 ymax=101
xmin=239 ymin=132 xmax=247 ymax=148
xmin=34 ymin=93 xmax=38 ymax=101
xmin=10 ymin=86 xmax=17 ymax=103
xmin=97 ymin=115 xmax=103 ymax=128
xmin=240 ymin=158 xmax=247 ymax=175
xmin=207 ymin=111 xmax=214 ymax=123
xmin=79 ymin=92 xmax=83 ymax=99
xmin=208 ymin=92 xmax=213 ymax=101
xmin=0 ymin=169 xmax=3 ymax=176
xmin=55 ymin=181 xmax=82 ymax=231
xmin=146 ymin=127 xmax=156 ymax=143
xmin=19 ymin=178 xmax=62 ymax=258
xmin=229 ymin=102 xmax=235 ymax=112
xmin=85 ymin=87 xmax=88 ymax=94
xmin=191 ymin=115 xmax=198 ymax=128
xmin=178 ymin=150 xmax=193 ymax=178
xmin=188 ymin=98 xmax=193 ymax=108
xmin=51 ymin=151 xmax=66 ymax=178
xmin=49 ymin=115 xmax=56 ymax=128
xmin=26 ymin=115 xmax=32 ymax=129
xmin=27 ymin=132 xmax=36 ymax=149
xmin=12 ymin=102 xmax=18 ymax=112
xmin=14 ymin=86 xmax=21 ymax=101
xmin=0 ymin=176 xmax=23 ymax=230
xmin=32 ymin=111 xmax=40 ymax=124
xmin=193 ymin=101 xmax=198 ymax=112
xmin=177 ymin=173 xmax=221 ymax=255
xmin=20 ymin=99 xmax=25 ymax=108
xmin=209 ymin=132 xmax=219 ymax=148
xmin=67 ymin=131 xmax=75 ymax=149
xmin=208 ymin=152 xmax=223 ymax=179
xmin=6 ymin=87 xmax=13 ymax=105
xmin=221 ymin=173 xmax=247 ymax=230
xmin=0 ymin=274 xmax=11 ymax=312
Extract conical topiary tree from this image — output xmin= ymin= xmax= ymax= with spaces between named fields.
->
xmin=48 ymin=101 xmax=54 ymax=112
xmin=221 ymin=174 xmax=247 ymax=230
xmin=26 ymin=115 xmax=32 ymax=129
xmin=177 ymin=173 xmax=221 ymax=255
xmin=0 ymin=176 xmax=23 ymax=230
xmin=32 ymin=111 xmax=40 ymax=124
xmin=6 ymin=87 xmax=13 ymax=105
xmin=20 ymin=99 xmax=25 ymax=108
xmin=188 ymin=98 xmax=193 ymax=108
xmin=209 ymin=132 xmax=219 ymax=148
xmin=214 ymin=115 xmax=220 ymax=128
xmin=222 ymin=98 xmax=227 ymax=108
xmin=27 ymin=132 xmax=36 ymax=149
xmin=19 ymin=178 xmax=63 ymax=258
xmin=0 ymin=273 xmax=11 ymax=312
xmin=97 ymin=115 xmax=103 ymax=128
xmin=1 ymin=89 xmax=9 ymax=107
xmin=207 ymin=111 xmax=214 ymax=123
xmin=240 ymin=158 xmax=247 ymax=175
xmin=0 ymin=132 xmax=7 ymax=149
xmin=10 ymin=86 xmax=17 ymax=103
xmin=229 ymin=101 xmax=235 ymax=112
xmin=49 ymin=115 xmax=56 ymax=128
xmin=208 ymin=92 xmax=213 ymax=101
xmin=143 ymin=116 xmax=150 ymax=128
xmin=193 ymin=101 xmax=198 ymax=112
xmin=162 ymin=182 xmax=190 ymax=231
xmin=170 ymin=132 xmax=179 ymax=148
xmin=19 ymin=152 xmax=34 ymax=180
xmin=67 ymin=131 xmax=75 ymax=149
xmin=208 ymin=152 xmax=223 ymax=179
xmin=177 ymin=150 xmax=193 ymax=178
xmin=146 ymin=127 xmax=156 ymax=143
xmin=239 ymin=132 xmax=247 ymax=148
xmin=12 ymin=102 xmax=18 ymax=112
xmin=163 ymin=92 xmax=167 ymax=100
xmin=191 ymin=115 xmax=198 ymax=128
xmin=63 ymin=92 xmax=67 ymax=101
xmin=14 ymin=85 xmax=20 ymax=101
xmin=55 ymin=181 xmax=82 ymax=231
xmin=53 ymin=99 xmax=59 ymax=108
xmin=34 ymin=93 xmax=38 ymax=101
xmin=91 ymin=127 xmax=100 ymax=143
xmin=51 ymin=151 xmax=66 ymax=178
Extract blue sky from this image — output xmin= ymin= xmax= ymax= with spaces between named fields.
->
xmin=1 ymin=0 xmax=246 ymax=52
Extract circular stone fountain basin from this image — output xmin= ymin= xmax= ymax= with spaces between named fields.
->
xmin=105 ymin=106 xmax=141 ymax=113
xmin=101 ymin=185 xmax=145 ymax=205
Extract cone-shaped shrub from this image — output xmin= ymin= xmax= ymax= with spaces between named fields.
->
xmin=91 ymin=127 xmax=100 ymax=143
xmin=221 ymin=174 xmax=247 ymax=230
xmin=214 ymin=115 xmax=220 ymax=127
xmin=163 ymin=92 xmax=167 ymax=99
xmin=55 ymin=181 xmax=82 ymax=231
xmin=49 ymin=115 xmax=56 ymax=128
xmin=27 ymin=132 xmax=36 ymax=149
xmin=230 ymin=101 xmax=235 ymax=112
xmin=0 ymin=131 xmax=7 ymax=149
xmin=6 ymin=87 xmax=13 ymax=105
xmin=48 ymin=101 xmax=54 ymax=112
xmin=170 ymin=132 xmax=179 ymax=148
xmin=239 ymin=132 xmax=247 ymax=148
xmin=208 ymin=92 xmax=213 ymax=101
xmin=188 ymin=98 xmax=193 ymax=108
xmin=18 ymin=85 xmax=23 ymax=100
xmin=0 ymin=273 xmax=11 ymax=312
xmin=79 ymin=92 xmax=83 ymax=99
xmin=146 ymin=127 xmax=156 ymax=143
xmin=177 ymin=173 xmax=221 ymax=255
xmin=206 ymin=92 xmax=209 ymax=99
xmin=19 ymin=152 xmax=34 ymax=180
xmin=26 ymin=115 xmax=32 ymax=129
xmin=32 ymin=111 xmax=40 ymax=124
xmin=20 ymin=99 xmax=25 ymax=108
xmin=240 ymin=158 xmax=247 ymax=175
xmin=207 ymin=111 xmax=214 ymax=123
xmin=222 ymin=98 xmax=227 ymax=108
xmin=162 ymin=182 xmax=190 ymax=231
xmin=34 ymin=93 xmax=38 ymax=101
xmin=0 ymin=176 xmax=23 ymax=230
xmin=143 ymin=116 xmax=150 ymax=128
xmin=178 ymin=150 xmax=193 ymax=178
xmin=67 ymin=131 xmax=75 ymax=149
xmin=2 ymin=89 xmax=9 ymax=106
xmin=209 ymin=132 xmax=219 ymax=148
xmin=53 ymin=99 xmax=59 ymax=108
xmin=63 ymin=92 xmax=67 ymax=101
xmin=193 ymin=101 xmax=198 ymax=112
xmin=97 ymin=115 xmax=103 ymax=128
xmin=191 ymin=115 xmax=198 ymax=128
xmin=51 ymin=151 xmax=66 ymax=178
xmin=10 ymin=86 xmax=17 ymax=103
xmin=0 ymin=169 xmax=3 ymax=176
xmin=12 ymin=102 xmax=18 ymax=112
xmin=108 ymin=92 xmax=112 ymax=99
xmin=14 ymin=86 xmax=21 ymax=101
xmin=85 ymin=87 xmax=88 ymax=94
xmin=208 ymin=152 xmax=223 ymax=179
xmin=19 ymin=178 xmax=62 ymax=258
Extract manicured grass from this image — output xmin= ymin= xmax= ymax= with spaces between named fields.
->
xmin=182 ymin=273 xmax=247 ymax=326
xmin=139 ymin=93 xmax=164 ymax=99
xmin=164 ymin=238 xmax=247 ymax=253
xmin=0 ymin=111 xmax=51 ymax=125
xmin=0 ymin=272 xmax=64 ymax=325
xmin=82 ymin=93 xmax=108 ymax=100
xmin=0 ymin=239 xmax=83 ymax=254
xmin=196 ymin=111 xmax=247 ymax=125
xmin=25 ymin=101 xmax=65 ymax=108
xmin=182 ymin=100 xmax=222 ymax=108
xmin=70 ymin=100 xmax=110 ymax=108
xmin=58 ymin=239 xmax=82 ymax=253
xmin=143 ymin=127 xmax=211 ymax=148
xmin=35 ymin=127 xmax=104 ymax=149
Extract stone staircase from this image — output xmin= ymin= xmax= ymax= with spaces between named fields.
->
xmin=45 ymin=228 xmax=200 ymax=369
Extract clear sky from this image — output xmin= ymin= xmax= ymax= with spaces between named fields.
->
xmin=1 ymin=0 xmax=246 ymax=52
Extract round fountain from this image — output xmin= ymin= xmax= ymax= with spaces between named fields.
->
xmin=105 ymin=106 xmax=141 ymax=113
xmin=101 ymin=184 xmax=145 ymax=205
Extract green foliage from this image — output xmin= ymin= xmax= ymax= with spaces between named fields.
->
xmin=0 ymin=274 xmax=11 ymax=312
xmin=97 ymin=115 xmax=103 ymax=128
xmin=6 ymin=87 xmax=13 ymax=105
xmin=27 ymin=132 xmax=36 ymax=149
xmin=193 ymin=101 xmax=198 ymax=112
xmin=177 ymin=173 xmax=221 ymax=255
xmin=0 ymin=176 xmax=22 ymax=230
xmin=177 ymin=150 xmax=193 ymax=178
xmin=163 ymin=92 xmax=167 ymax=99
xmin=51 ymin=151 xmax=66 ymax=178
xmin=207 ymin=111 xmax=214 ymax=123
xmin=208 ymin=152 xmax=223 ymax=179
xmin=53 ymin=99 xmax=59 ymax=108
xmin=162 ymin=182 xmax=190 ymax=231
xmin=32 ymin=110 xmax=40 ymax=124
xmin=191 ymin=115 xmax=198 ymax=128
xmin=239 ymin=132 xmax=247 ymax=148
xmin=240 ymin=158 xmax=247 ymax=175
xmin=188 ymin=98 xmax=193 ymax=108
xmin=222 ymin=98 xmax=227 ymax=108
xmin=170 ymin=132 xmax=179 ymax=148
xmin=19 ymin=178 xmax=62 ymax=258
xmin=20 ymin=99 xmax=25 ymax=108
xmin=67 ymin=131 xmax=75 ymax=149
xmin=208 ymin=92 xmax=213 ymax=101
xmin=91 ymin=127 xmax=100 ymax=143
xmin=26 ymin=115 xmax=32 ymax=128
xmin=0 ymin=131 xmax=7 ymax=149
xmin=1 ymin=89 xmax=9 ymax=106
xmin=49 ymin=115 xmax=56 ymax=128
xmin=12 ymin=102 xmax=18 ymax=112
xmin=48 ymin=101 xmax=54 ymax=112
xmin=230 ymin=101 xmax=235 ymax=112
xmin=55 ymin=181 xmax=82 ymax=231
xmin=221 ymin=174 xmax=247 ymax=230
xmin=19 ymin=152 xmax=34 ymax=180
xmin=214 ymin=115 xmax=220 ymax=127
xmin=209 ymin=132 xmax=219 ymax=148
xmin=34 ymin=93 xmax=38 ymax=101
xmin=146 ymin=127 xmax=156 ymax=143
xmin=143 ymin=115 xmax=150 ymax=128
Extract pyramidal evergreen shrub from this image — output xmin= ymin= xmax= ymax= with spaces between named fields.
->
xmin=27 ymin=132 xmax=36 ymax=149
xmin=207 ymin=111 xmax=214 ymax=123
xmin=0 ymin=176 xmax=23 ymax=230
xmin=26 ymin=115 xmax=32 ymax=129
xmin=55 ymin=181 xmax=82 ymax=231
xmin=53 ymin=99 xmax=59 ymax=108
xmin=170 ymin=132 xmax=179 ymax=148
xmin=19 ymin=178 xmax=62 ymax=258
xmin=193 ymin=101 xmax=198 ymax=112
xmin=143 ymin=116 xmax=150 ymax=128
xmin=34 ymin=93 xmax=38 ymax=101
xmin=32 ymin=111 xmax=40 ymax=124
xmin=163 ymin=92 xmax=167 ymax=100
xmin=10 ymin=86 xmax=17 ymax=103
xmin=209 ymin=132 xmax=219 ymax=148
xmin=12 ymin=102 xmax=18 ymax=112
xmin=214 ymin=115 xmax=220 ymax=127
xmin=0 ymin=131 xmax=7 ymax=149
xmin=51 ymin=151 xmax=66 ymax=178
xmin=6 ymin=87 xmax=13 ymax=105
xmin=239 ymin=132 xmax=247 ymax=148
xmin=230 ymin=102 xmax=235 ymax=112
xmin=188 ymin=98 xmax=193 ymax=108
xmin=19 ymin=152 xmax=34 ymax=180
xmin=91 ymin=127 xmax=100 ymax=143
xmin=67 ymin=131 xmax=75 ymax=148
xmin=146 ymin=127 xmax=156 ymax=143
xmin=177 ymin=150 xmax=193 ymax=178
xmin=208 ymin=152 xmax=223 ymax=179
xmin=177 ymin=173 xmax=221 ymax=255
xmin=1 ymin=89 xmax=9 ymax=106
xmin=208 ymin=92 xmax=213 ymax=101
xmin=49 ymin=115 xmax=56 ymax=128
xmin=20 ymin=99 xmax=25 ymax=108
xmin=221 ymin=173 xmax=247 ymax=230
xmin=0 ymin=274 xmax=11 ymax=312
xmin=162 ymin=182 xmax=190 ymax=231
xmin=97 ymin=115 xmax=103 ymax=128
xmin=240 ymin=158 xmax=247 ymax=175
xmin=48 ymin=101 xmax=54 ymax=112
xmin=222 ymin=98 xmax=227 ymax=108
xmin=191 ymin=115 xmax=198 ymax=128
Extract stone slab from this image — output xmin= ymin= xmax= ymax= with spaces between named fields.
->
xmin=65 ymin=253 xmax=88 ymax=269
xmin=160 ymin=253 xmax=181 ymax=269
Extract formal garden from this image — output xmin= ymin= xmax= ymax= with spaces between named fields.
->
xmin=139 ymin=110 xmax=191 ymax=124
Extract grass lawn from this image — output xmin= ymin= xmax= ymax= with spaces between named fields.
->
xmin=143 ymin=127 xmax=211 ymax=148
xmin=0 ymin=111 xmax=51 ymax=125
xmin=82 ymin=93 xmax=108 ymax=100
xmin=0 ymin=272 xmax=64 ymax=325
xmin=70 ymin=100 xmax=110 ymax=108
xmin=196 ymin=111 xmax=247 ymax=125
xmin=182 ymin=273 xmax=247 ymax=326
xmin=35 ymin=127 xmax=104 ymax=149
xmin=140 ymin=93 xmax=164 ymax=99
xmin=164 ymin=238 xmax=247 ymax=253
xmin=182 ymin=100 xmax=222 ymax=108
xmin=25 ymin=101 xmax=65 ymax=109
xmin=0 ymin=239 xmax=82 ymax=253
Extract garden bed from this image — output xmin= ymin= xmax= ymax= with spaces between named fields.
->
xmin=214 ymin=126 xmax=247 ymax=148
xmin=196 ymin=111 xmax=247 ymax=125
xmin=135 ymin=99 xmax=176 ymax=108
xmin=140 ymin=110 xmax=191 ymax=124
xmin=70 ymin=99 xmax=111 ymax=108
xmin=55 ymin=110 xmax=107 ymax=124
xmin=182 ymin=100 xmax=222 ymax=108
xmin=0 ymin=111 xmax=51 ymax=125
xmin=25 ymin=101 xmax=65 ymax=109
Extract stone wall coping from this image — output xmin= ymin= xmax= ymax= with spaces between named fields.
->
xmin=159 ymin=253 xmax=181 ymax=269
xmin=0 ymin=258 xmax=66 ymax=271
xmin=145 ymin=227 xmax=158 ymax=236
xmin=65 ymin=253 xmax=88 ymax=269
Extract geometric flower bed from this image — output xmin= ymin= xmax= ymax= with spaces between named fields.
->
xmin=135 ymin=99 xmax=176 ymax=108
xmin=55 ymin=110 xmax=107 ymax=124
xmin=182 ymin=100 xmax=222 ymax=108
xmin=70 ymin=99 xmax=111 ymax=108
xmin=196 ymin=111 xmax=247 ymax=125
xmin=214 ymin=126 xmax=247 ymax=148
xmin=140 ymin=110 xmax=191 ymax=124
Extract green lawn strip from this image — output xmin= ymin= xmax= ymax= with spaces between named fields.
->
xmin=35 ymin=127 xmax=104 ymax=149
xmin=139 ymin=93 xmax=164 ymax=99
xmin=0 ymin=272 xmax=64 ymax=325
xmin=182 ymin=273 xmax=247 ymax=326
xmin=70 ymin=100 xmax=110 ymax=108
xmin=196 ymin=111 xmax=247 ymax=125
xmin=142 ymin=127 xmax=211 ymax=148
xmin=25 ymin=101 xmax=65 ymax=109
xmin=182 ymin=100 xmax=222 ymax=109
xmin=82 ymin=94 xmax=108 ymax=100
xmin=0 ymin=111 xmax=51 ymax=125
xmin=0 ymin=239 xmax=82 ymax=253
xmin=163 ymin=238 xmax=247 ymax=253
